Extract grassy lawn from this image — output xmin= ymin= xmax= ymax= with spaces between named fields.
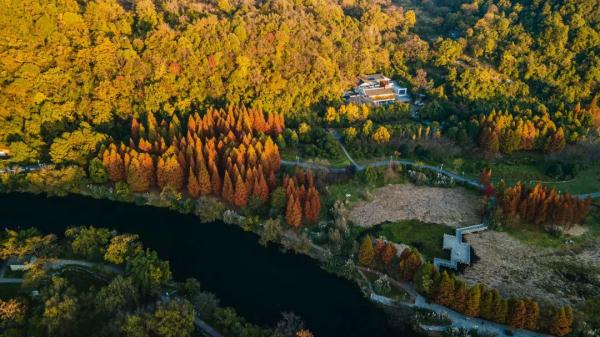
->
xmin=500 ymin=226 xmax=566 ymax=249
xmin=0 ymin=283 xmax=22 ymax=300
xmin=376 ymin=220 xmax=454 ymax=260
xmin=459 ymin=155 xmax=600 ymax=195
xmin=323 ymin=179 xmax=370 ymax=207
xmin=545 ymin=164 xmax=600 ymax=194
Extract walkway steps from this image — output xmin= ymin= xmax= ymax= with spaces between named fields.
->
xmin=434 ymin=223 xmax=488 ymax=271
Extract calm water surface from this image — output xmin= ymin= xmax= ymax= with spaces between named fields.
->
xmin=0 ymin=193 xmax=412 ymax=337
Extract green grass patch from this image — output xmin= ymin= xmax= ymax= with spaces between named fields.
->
xmin=545 ymin=163 xmax=600 ymax=195
xmin=501 ymin=207 xmax=600 ymax=249
xmin=0 ymin=283 xmax=22 ymax=300
xmin=376 ymin=220 xmax=454 ymax=260
xmin=323 ymin=179 xmax=369 ymax=208
xmin=500 ymin=225 xmax=566 ymax=249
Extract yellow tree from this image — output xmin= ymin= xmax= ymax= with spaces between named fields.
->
xmin=358 ymin=235 xmax=375 ymax=266
xmin=372 ymin=126 xmax=391 ymax=143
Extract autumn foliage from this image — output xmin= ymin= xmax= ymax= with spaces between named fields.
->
xmin=498 ymin=182 xmax=592 ymax=229
xmin=101 ymin=106 xmax=284 ymax=208
xmin=477 ymin=111 xmax=570 ymax=154
xmin=283 ymin=169 xmax=321 ymax=227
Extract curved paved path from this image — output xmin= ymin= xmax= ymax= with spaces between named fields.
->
xmin=283 ymin=131 xmax=599 ymax=199
xmin=359 ymin=267 xmax=552 ymax=337
xmin=0 ymin=258 xmax=122 ymax=284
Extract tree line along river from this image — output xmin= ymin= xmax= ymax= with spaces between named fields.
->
xmin=0 ymin=192 xmax=414 ymax=337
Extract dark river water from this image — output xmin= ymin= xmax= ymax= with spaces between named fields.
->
xmin=0 ymin=193 xmax=412 ymax=337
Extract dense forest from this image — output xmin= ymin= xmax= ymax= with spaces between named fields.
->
xmin=2 ymin=0 xmax=597 ymax=164
xmin=0 ymin=0 xmax=417 ymax=163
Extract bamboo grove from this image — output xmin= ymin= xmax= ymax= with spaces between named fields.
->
xmin=99 ymin=106 xmax=320 ymax=226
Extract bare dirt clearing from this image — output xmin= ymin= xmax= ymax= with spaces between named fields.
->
xmin=348 ymin=184 xmax=480 ymax=228
xmin=462 ymin=231 xmax=600 ymax=307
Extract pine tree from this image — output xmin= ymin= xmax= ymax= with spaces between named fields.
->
xmin=198 ymin=161 xmax=212 ymax=196
xmin=157 ymin=156 xmax=184 ymax=191
xmin=252 ymin=174 xmax=269 ymax=202
xmin=493 ymin=296 xmax=508 ymax=324
xmin=413 ymin=263 xmax=436 ymax=297
xmin=480 ymin=289 xmax=493 ymax=320
xmin=187 ymin=168 xmax=201 ymax=198
xmin=508 ymin=300 xmax=527 ymax=328
xmin=435 ymin=271 xmax=455 ymax=307
xmin=549 ymin=307 xmax=572 ymax=337
xmin=399 ymin=250 xmax=422 ymax=282
xmin=304 ymin=186 xmax=320 ymax=223
xmin=452 ymin=281 xmax=468 ymax=314
xmin=285 ymin=194 xmax=302 ymax=228
xmin=465 ymin=284 xmax=481 ymax=317
xmin=210 ymin=164 xmax=221 ymax=196
xmin=103 ymin=148 xmax=125 ymax=182
xmin=127 ymin=155 xmax=153 ymax=192
xmin=222 ymin=171 xmax=234 ymax=204
xmin=358 ymin=235 xmax=375 ymax=267
xmin=380 ymin=243 xmax=397 ymax=265
xmin=233 ymin=173 xmax=248 ymax=207
xmin=524 ymin=300 xmax=539 ymax=331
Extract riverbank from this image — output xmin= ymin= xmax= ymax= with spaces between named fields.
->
xmin=0 ymin=190 xmax=409 ymax=337
xmin=0 ymin=170 xmax=573 ymax=337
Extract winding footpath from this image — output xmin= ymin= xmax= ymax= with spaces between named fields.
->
xmin=0 ymin=258 xmax=122 ymax=284
xmin=283 ymin=130 xmax=600 ymax=199
xmin=359 ymin=267 xmax=552 ymax=337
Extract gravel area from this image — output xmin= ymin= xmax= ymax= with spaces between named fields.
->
xmin=462 ymin=231 xmax=600 ymax=307
xmin=348 ymin=184 xmax=481 ymax=228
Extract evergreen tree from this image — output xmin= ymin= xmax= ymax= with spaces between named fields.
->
xmin=222 ymin=171 xmax=234 ymax=204
xmin=197 ymin=161 xmax=212 ymax=196
xmin=157 ymin=156 xmax=184 ymax=191
xmin=358 ymin=235 xmax=375 ymax=267
xmin=187 ymin=169 xmax=200 ymax=198
xmin=285 ymin=195 xmax=302 ymax=228
xmin=413 ymin=263 xmax=436 ymax=296
xmin=435 ymin=271 xmax=455 ymax=307
xmin=465 ymin=284 xmax=481 ymax=317
xmin=380 ymin=243 xmax=397 ymax=265
xmin=233 ymin=173 xmax=248 ymax=207
xmin=480 ymin=289 xmax=493 ymax=320
xmin=452 ymin=281 xmax=468 ymax=314
xmin=524 ymin=299 xmax=539 ymax=331
xmin=549 ymin=307 xmax=572 ymax=337
xmin=508 ymin=299 xmax=527 ymax=328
